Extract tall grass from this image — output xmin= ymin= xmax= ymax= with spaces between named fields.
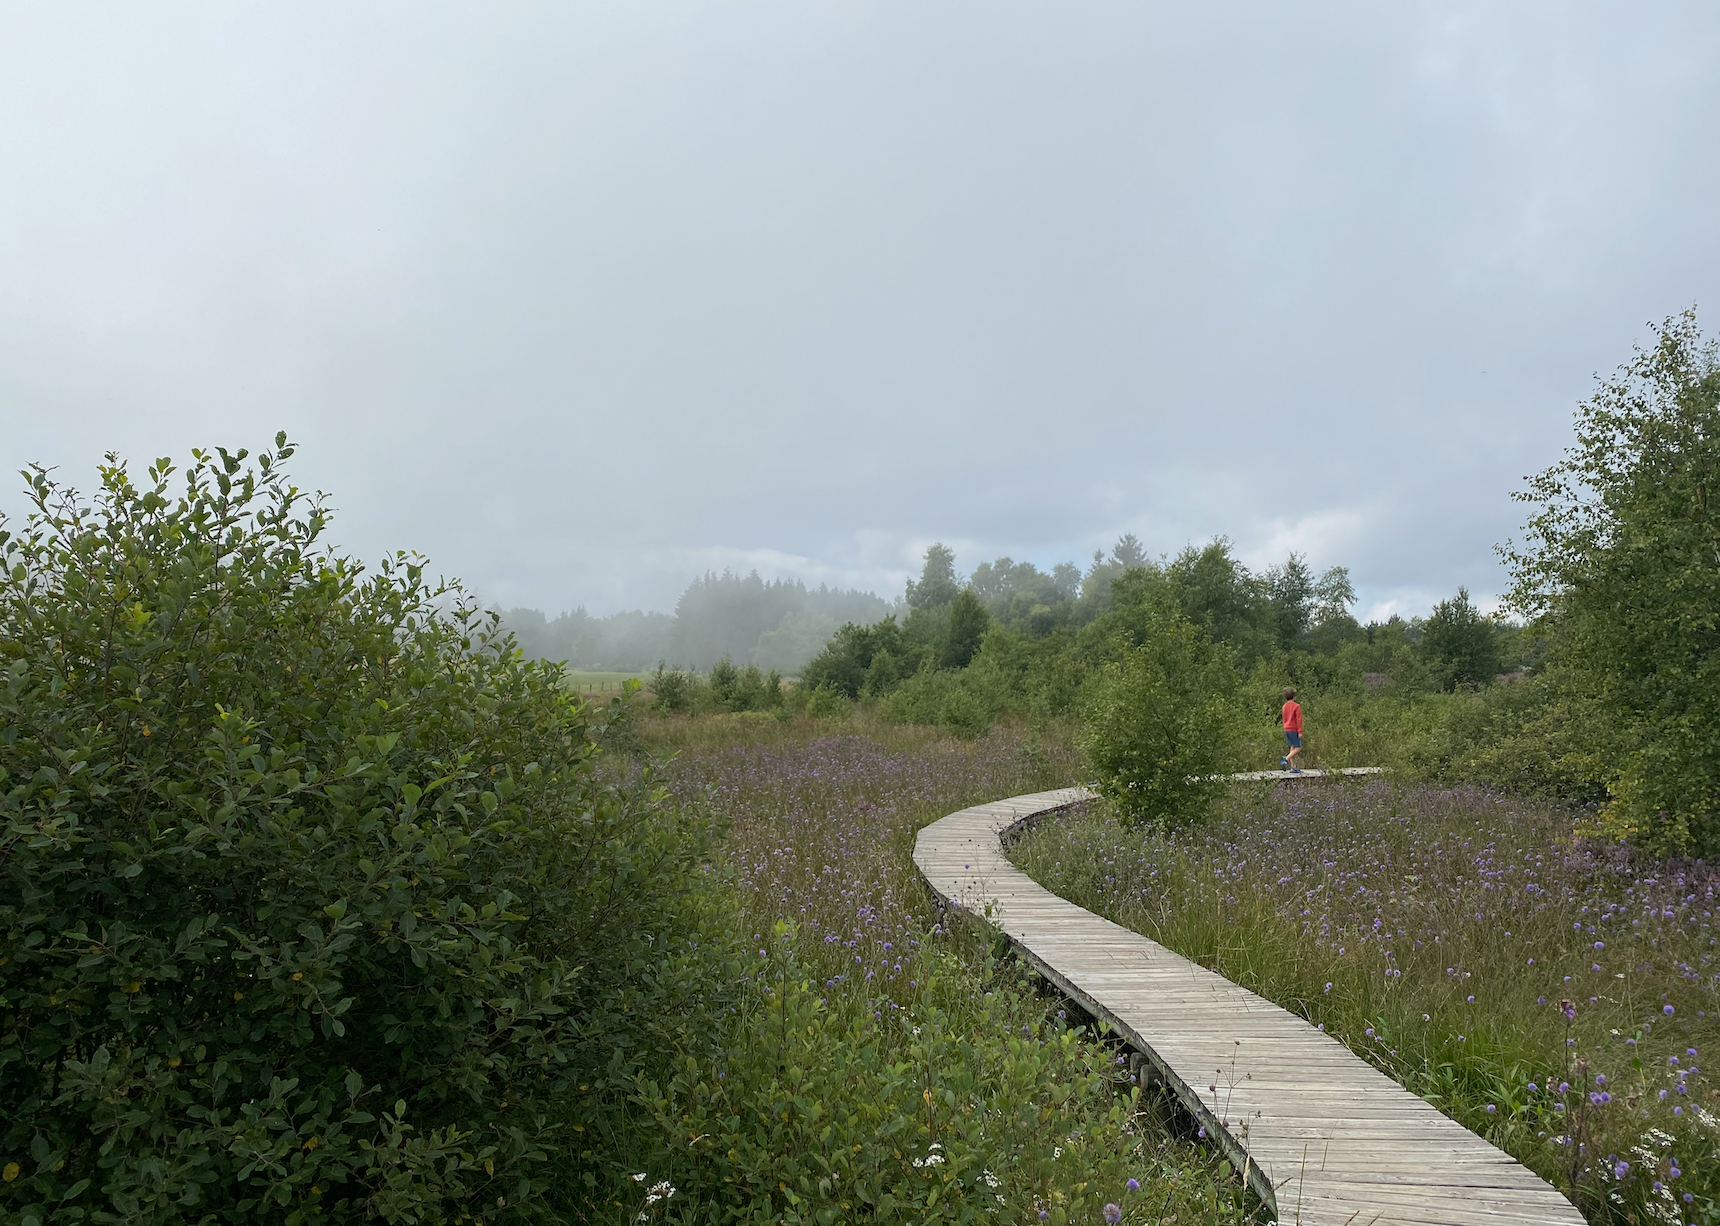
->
xmin=1012 ymin=780 xmax=1720 ymax=1224
xmin=622 ymin=724 xmax=1258 ymax=1225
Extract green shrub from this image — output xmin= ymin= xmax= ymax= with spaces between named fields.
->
xmin=707 ymin=657 xmax=783 ymax=712
xmin=634 ymin=925 xmax=1157 ymax=1225
xmin=803 ymin=683 xmax=852 ymax=720
xmin=799 ymin=617 xmax=926 ymax=700
xmin=0 ymin=440 xmax=710 ymax=1225
xmin=1080 ymin=600 xmax=1244 ymax=824
xmin=1506 ymin=311 xmax=1720 ymax=853
xmin=879 ymin=667 xmax=1001 ymax=737
xmin=650 ymin=661 xmax=702 ymax=712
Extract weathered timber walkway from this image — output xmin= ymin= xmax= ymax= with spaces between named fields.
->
xmin=913 ymin=783 xmax=1584 ymax=1226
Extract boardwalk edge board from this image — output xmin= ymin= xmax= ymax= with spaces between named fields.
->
xmin=912 ymin=783 xmax=1587 ymax=1226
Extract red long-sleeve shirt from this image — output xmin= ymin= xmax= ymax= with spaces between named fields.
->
xmin=1281 ymin=700 xmax=1303 ymax=733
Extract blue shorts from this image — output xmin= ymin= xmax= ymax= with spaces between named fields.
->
xmin=1285 ymin=730 xmax=1301 ymax=748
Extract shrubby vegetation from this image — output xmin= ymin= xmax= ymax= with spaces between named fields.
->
xmin=785 ymin=316 xmax=1720 ymax=855
xmin=1504 ymin=310 xmax=1720 ymax=854
xmin=1079 ymin=576 xmax=1245 ymax=824
xmin=1014 ymin=782 xmax=1720 ymax=1221
xmin=0 ymin=440 xmax=721 ymax=1224
xmin=1 ymin=440 xmax=1262 ymax=1225
xmin=785 ymin=525 xmax=1537 ymax=788
xmin=649 ymin=657 xmax=785 ymax=716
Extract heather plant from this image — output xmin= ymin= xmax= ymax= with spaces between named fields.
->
xmin=0 ymin=440 xmax=716 ymax=1225
xmin=1012 ymin=780 xmax=1720 ymax=1222
xmin=627 ymin=729 xmax=1257 ymax=1225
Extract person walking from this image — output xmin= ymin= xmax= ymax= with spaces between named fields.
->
xmin=1280 ymin=687 xmax=1304 ymax=772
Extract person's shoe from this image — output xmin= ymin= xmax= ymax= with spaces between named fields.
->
xmin=1290 ymin=768 xmax=1305 ymax=774
xmin=1280 ymin=757 xmax=1289 ymax=770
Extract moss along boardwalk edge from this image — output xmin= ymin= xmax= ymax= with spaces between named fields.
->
xmin=912 ymin=784 xmax=1585 ymax=1226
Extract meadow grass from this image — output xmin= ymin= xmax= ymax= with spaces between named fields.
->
xmin=627 ymin=722 xmax=1259 ymax=1225
xmin=562 ymin=667 xmax=649 ymax=695
xmin=1011 ymin=779 xmax=1720 ymax=1225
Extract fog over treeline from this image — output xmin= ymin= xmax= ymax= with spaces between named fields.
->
xmin=503 ymin=572 xmax=891 ymax=672
xmin=504 ymin=534 xmax=1379 ymax=674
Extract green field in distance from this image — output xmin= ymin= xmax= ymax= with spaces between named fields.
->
xmin=561 ymin=668 xmax=647 ymax=694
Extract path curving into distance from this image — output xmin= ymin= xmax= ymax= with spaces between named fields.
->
xmin=913 ymin=779 xmax=1585 ymax=1226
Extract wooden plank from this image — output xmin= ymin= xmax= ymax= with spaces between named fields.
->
xmin=912 ymin=785 xmax=1586 ymax=1226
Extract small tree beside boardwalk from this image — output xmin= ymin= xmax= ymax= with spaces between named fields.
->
xmin=1080 ymin=576 xmax=1245 ymax=825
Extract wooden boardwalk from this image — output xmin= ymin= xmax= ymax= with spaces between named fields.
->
xmin=913 ymin=785 xmax=1585 ymax=1226
xmin=1228 ymin=766 xmax=1385 ymax=783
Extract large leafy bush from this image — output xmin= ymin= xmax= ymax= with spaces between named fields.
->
xmin=0 ymin=440 xmax=706 ymax=1224
xmin=1505 ymin=312 xmax=1720 ymax=853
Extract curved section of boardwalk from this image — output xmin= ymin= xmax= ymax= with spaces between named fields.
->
xmin=914 ymin=785 xmax=1585 ymax=1226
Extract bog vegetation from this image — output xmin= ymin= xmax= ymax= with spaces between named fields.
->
xmin=5 ymin=313 xmax=1717 ymax=1225
xmin=648 ymin=314 xmax=1720 ymax=853
xmin=1013 ymin=781 xmax=1720 ymax=1224
xmin=0 ymin=442 xmax=1250 ymax=1225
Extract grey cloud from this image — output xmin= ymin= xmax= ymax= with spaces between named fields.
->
xmin=2 ymin=2 xmax=1717 ymax=618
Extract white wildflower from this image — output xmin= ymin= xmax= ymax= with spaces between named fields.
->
xmin=913 ymin=1143 xmax=946 ymax=1169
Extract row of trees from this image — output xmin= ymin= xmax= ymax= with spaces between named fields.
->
xmin=869 ymin=312 xmax=1720 ymax=854
xmin=503 ymin=571 xmax=888 ymax=671
xmin=798 ymin=537 xmax=1520 ymax=712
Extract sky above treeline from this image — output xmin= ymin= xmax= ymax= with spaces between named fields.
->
xmin=4 ymin=3 xmax=1718 ymax=622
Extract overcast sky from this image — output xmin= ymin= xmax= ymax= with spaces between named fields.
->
xmin=3 ymin=3 xmax=1717 ymax=620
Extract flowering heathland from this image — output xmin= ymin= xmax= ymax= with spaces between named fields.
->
xmin=629 ymin=723 xmax=1255 ymax=1225
xmin=1012 ymin=779 xmax=1720 ymax=1224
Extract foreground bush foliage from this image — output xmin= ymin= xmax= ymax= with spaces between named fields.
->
xmin=1507 ymin=310 xmax=1720 ymax=854
xmin=0 ymin=440 xmax=708 ymax=1224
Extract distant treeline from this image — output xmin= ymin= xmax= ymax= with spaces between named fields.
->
xmin=503 ymin=571 xmax=891 ymax=672
xmin=646 ymin=532 xmax=1528 ymax=725
xmin=797 ymin=535 xmax=1524 ymax=713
